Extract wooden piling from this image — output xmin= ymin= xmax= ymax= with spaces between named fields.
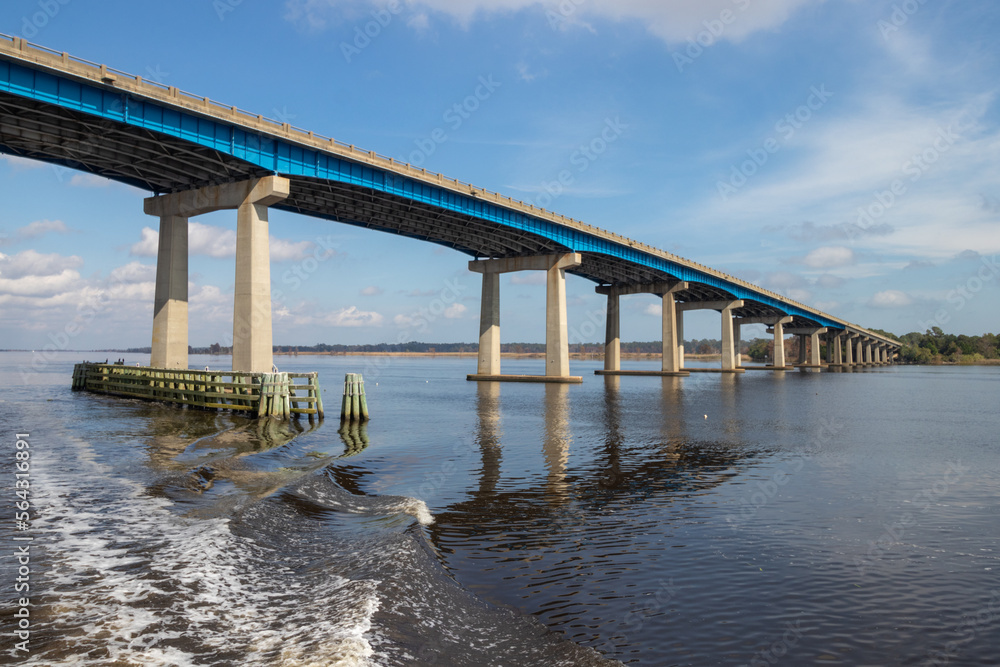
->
xmin=340 ymin=373 xmax=369 ymax=422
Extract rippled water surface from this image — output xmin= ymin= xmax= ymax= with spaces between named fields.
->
xmin=1 ymin=352 xmax=998 ymax=665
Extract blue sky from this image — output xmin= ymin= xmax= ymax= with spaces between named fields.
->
xmin=1 ymin=0 xmax=998 ymax=350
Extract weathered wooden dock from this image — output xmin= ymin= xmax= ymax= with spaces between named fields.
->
xmin=71 ymin=363 xmax=323 ymax=419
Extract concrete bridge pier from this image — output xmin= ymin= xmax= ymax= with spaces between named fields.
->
xmin=855 ymin=337 xmax=865 ymax=367
xmin=150 ymin=214 xmax=189 ymax=369
xmin=782 ymin=327 xmax=827 ymax=369
xmin=832 ymin=332 xmax=844 ymax=365
xmin=145 ymin=176 xmax=290 ymax=373
xmin=741 ymin=315 xmax=792 ymax=370
xmin=595 ymin=281 xmax=688 ymax=376
xmin=468 ymin=253 xmax=583 ymax=383
xmin=676 ymin=300 xmax=746 ymax=373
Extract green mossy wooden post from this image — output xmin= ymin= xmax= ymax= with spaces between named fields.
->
xmin=340 ymin=373 xmax=370 ymax=423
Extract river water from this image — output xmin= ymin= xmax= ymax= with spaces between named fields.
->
xmin=1 ymin=351 xmax=998 ymax=666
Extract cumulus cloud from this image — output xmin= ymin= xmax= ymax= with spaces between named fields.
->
xmin=1 ymin=220 xmax=73 ymax=246
xmin=360 ymin=285 xmax=384 ymax=296
xmin=644 ymin=303 xmax=662 ymax=317
xmin=324 ymin=306 xmax=384 ymax=327
xmin=0 ymin=249 xmax=84 ymax=279
xmin=129 ymin=222 xmax=314 ymax=262
xmin=284 ymin=0 xmax=816 ymax=44
xmin=868 ymin=290 xmax=913 ymax=308
xmin=799 ymin=246 xmax=855 ymax=269
xmin=443 ymin=302 xmax=467 ymax=319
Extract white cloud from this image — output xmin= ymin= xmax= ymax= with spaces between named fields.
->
xmin=443 ymin=302 xmax=467 ymax=319
xmin=868 ymin=290 xmax=913 ymax=308
xmin=324 ymin=306 xmax=384 ymax=327
xmin=800 ymin=246 xmax=855 ymax=269
xmin=69 ymin=173 xmax=110 ymax=188
xmin=360 ymin=285 xmax=384 ymax=296
xmin=644 ymin=303 xmax=661 ymax=316
xmin=0 ymin=249 xmax=84 ymax=279
xmin=285 ymin=0 xmax=816 ymax=44
xmin=129 ymin=222 xmax=315 ymax=262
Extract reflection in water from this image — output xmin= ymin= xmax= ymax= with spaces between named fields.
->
xmin=542 ymin=383 xmax=572 ymax=503
xmin=338 ymin=421 xmax=371 ymax=457
xmin=659 ymin=376 xmax=686 ymax=448
xmin=600 ymin=376 xmax=624 ymax=489
xmin=475 ymin=382 xmax=503 ymax=497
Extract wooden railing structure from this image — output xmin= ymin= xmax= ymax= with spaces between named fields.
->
xmin=71 ymin=363 xmax=324 ymax=419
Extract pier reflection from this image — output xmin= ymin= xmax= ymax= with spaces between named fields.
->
xmin=475 ymin=381 xmax=503 ymax=497
xmin=543 ymin=383 xmax=572 ymax=503
xmin=432 ymin=376 xmax=756 ymax=551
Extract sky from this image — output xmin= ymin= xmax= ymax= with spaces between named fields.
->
xmin=1 ymin=0 xmax=999 ymax=351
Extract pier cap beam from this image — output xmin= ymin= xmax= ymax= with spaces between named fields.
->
xmin=596 ymin=281 xmax=688 ymax=297
xmin=144 ymin=177 xmax=291 ymax=218
xmin=470 ymin=253 xmax=582 ymax=275
xmin=678 ymin=299 xmax=744 ymax=312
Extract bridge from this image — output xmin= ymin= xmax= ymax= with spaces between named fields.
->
xmin=0 ymin=35 xmax=900 ymax=382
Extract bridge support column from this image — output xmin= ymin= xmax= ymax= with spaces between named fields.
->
xmin=809 ymin=331 xmax=822 ymax=367
xmin=773 ymin=319 xmax=787 ymax=368
xmin=720 ymin=302 xmax=741 ymax=371
xmin=677 ymin=311 xmax=685 ymax=370
xmin=150 ymin=215 xmax=189 ymax=369
xmin=145 ymin=176 xmax=290 ymax=373
xmin=469 ymin=253 xmax=582 ymax=382
xmin=797 ymin=335 xmax=808 ymax=365
xmin=546 ymin=256 xmax=576 ymax=377
xmin=662 ymin=292 xmax=681 ymax=373
xmin=733 ymin=320 xmax=742 ymax=368
xmin=604 ymin=291 xmax=620 ymax=372
xmin=833 ymin=334 xmax=843 ymax=365
xmin=864 ymin=341 xmax=873 ymax=366
xmin=856 ymin=338 xmax=864 ymax=366
xmin=478 ymin=272 xmax=501 ymax=375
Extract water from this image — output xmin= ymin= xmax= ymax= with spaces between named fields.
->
xmin=1 ymin=352 xmax=998 ymax=665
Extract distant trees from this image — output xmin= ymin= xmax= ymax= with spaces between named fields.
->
xmin=898 ymin=329 xmax=998 ymax=364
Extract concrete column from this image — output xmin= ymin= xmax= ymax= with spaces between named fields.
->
xmin=856 ymin=339 xmax=864 ymax=366
xmin=676 ymin=311 xmax=685 ymax=370
xmin=833 ymin=335 xmax=843 ymax=365
xmin=734 ymin=321 xmax=742 ymax=368
xmin=720 ymin=303 xmax=739 ymax=371
xmin=662 ymin=292 xmax=679 ymax=372
xmin=546 ymin=257 xmax=574 ymax=377
xmin=798 ymin=334 xmax=808 ymax=365
xmin=150 ymin=215 xmax=189 ymax=369
xmin=232 ymin=180 xmax=289 ymax=373
xmin=845 ymin=336 xmax=854 ymax=365
xmin=826 ymin=335 xmax=834 ymax=364
xmin=478 ymin=271 xmax=501 ymax=375
xmin=604 ymin=291 xmax=620 ymax=372
xmin=773 ymin=319 xmax=786 ymax=368
xmin=809 ymin=331 xmax=822 ymax=366
xmin=864 ymin=341 xmax=873 ymax=365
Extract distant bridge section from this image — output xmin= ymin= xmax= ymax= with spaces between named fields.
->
xmin=0 ymin=35 xmax=899 ymax=379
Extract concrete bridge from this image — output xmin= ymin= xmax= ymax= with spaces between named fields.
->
xmin=0 ymin=36 xmax=900 ymax=381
